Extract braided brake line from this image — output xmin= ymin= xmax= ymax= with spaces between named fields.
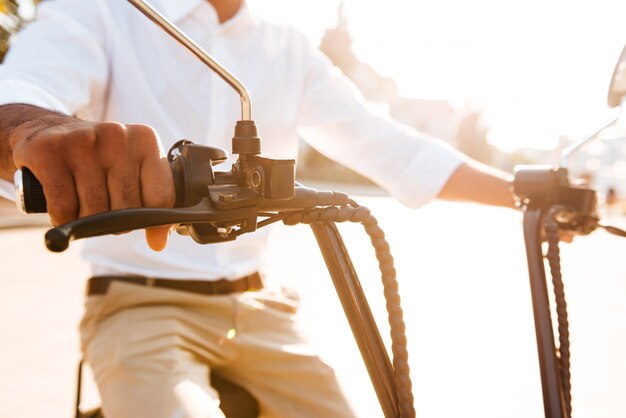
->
xmin=261 ymin=202 xmax=417 ymax=418
xmin=544 ymin=205 xmax=572 ymax=418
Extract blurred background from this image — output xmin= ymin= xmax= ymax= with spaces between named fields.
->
xmin=1 ymin=1 xmax=626 ymax=417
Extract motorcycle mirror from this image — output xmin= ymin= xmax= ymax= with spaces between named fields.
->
xmin=608 ymin=44 xmax=626 ymax=108
xmin=560 ymin=44 xmax=626 ymax=169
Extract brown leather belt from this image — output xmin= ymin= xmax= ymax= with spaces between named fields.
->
xmin=87 ymin=272 xmax=263 ymax=296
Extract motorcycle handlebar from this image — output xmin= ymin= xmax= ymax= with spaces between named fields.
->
xmin=14 ymin=149 xmax=351 ymax=252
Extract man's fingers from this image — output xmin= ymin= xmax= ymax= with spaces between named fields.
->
xmin=107 ymin=165 xmax=142 ymax=210
xmin=145 ymin=226 xmax=171 ymax=251
xmin=560 ymin=232 xmax=575 ymax=243
xmin=73 ymin=165 xmax=110 ymax=218
xmin=140 ymin=155 xmax=175 ymax=209
xmin=38 ymin=169 xmax=79 ymax=226
xmin=141 ymin=158 xmax=174 ymax=251
xmin=99 ymin=123 xmax=142 ymax=211
xmin=126 ymin=124 xmax=175 ymax=251
xmin=126 ymin=124 xmax=175 ymax=210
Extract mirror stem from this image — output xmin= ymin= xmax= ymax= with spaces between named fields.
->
xmin=559 ymin=115 xmax=620 ymax=169
xmin=127 ymin=0 xmax=252 ymax=120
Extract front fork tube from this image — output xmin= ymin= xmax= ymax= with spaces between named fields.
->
xmin=310 ymin=213 xmax=569 ymax=418
xmin=310 ymin=222 xmax=399 ymax=418
xmin=523 ymin=208 xmax=568 ymax=418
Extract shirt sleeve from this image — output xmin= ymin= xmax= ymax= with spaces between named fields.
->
xmin=0 ymin=0 xmax=109 ymax=118
xmin=296 ymin=39 xmax=467 ymax=209
xmin=0 ymin=0 xmax=110 ymax=201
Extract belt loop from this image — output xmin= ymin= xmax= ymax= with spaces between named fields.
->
xmin=145 ymin=277 xmax=156 ymax=287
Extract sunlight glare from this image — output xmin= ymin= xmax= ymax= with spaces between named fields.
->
xmin=250 ymin=0 xmax=626 ymax=151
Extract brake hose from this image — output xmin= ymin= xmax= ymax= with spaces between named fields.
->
xmin=544 ymin=205 xmax=572 ymax=418
xmin=282 ymin=203 xmax=416 ymax=418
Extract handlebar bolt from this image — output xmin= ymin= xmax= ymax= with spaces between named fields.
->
xmin=251 ymin=170 xmax=262 ymax=188
xmin=217 ymin=226 xmax=232 ymax=238
xmin=218 ymin=192 xmax=235 ymax=202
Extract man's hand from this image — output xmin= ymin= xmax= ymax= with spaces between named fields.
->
xmin=2 ymin=104 xmax=175 ymax=251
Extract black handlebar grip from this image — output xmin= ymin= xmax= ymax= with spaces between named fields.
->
xmin=19 ymin=161 xmax=183 ymax=214
xmin=20 ymin=168 xmax=48 ymax=213
xmin=19 ymin=141 xmax=222 ymax=214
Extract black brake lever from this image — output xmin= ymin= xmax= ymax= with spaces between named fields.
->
xmin=558 ymin=212 xmax=626 ymax=239
xmin=45 ymin=198 xmax=257 ymax=252
xmin=598 ymin=223 xmax=626 ymax=238
xmin=44 ymin=185 xmax=350 ymax=252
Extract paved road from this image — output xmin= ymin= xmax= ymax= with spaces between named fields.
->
xmin=1 ymin=199 xmax=625 ymax=417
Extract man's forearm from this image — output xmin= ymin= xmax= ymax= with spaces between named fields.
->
xmin=437 ymin=160 xmax=516 ymax=209
xmin=0 ymin=103 xmax=74 ymax=181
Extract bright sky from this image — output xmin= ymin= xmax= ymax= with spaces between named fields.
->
xmin=250 ymin=0 xmax=626 ymax=152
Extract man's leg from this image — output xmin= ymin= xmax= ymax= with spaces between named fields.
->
xmin=80 ymin=282 xmax=357 ymax=418
xmin=222 ymin=291 xmax=358 ymax=418
xmin=80 ymin=283 xmax=238 ymax=418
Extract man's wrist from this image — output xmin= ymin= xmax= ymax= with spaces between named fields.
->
xmin=3 ymin=104 xmax=75 ymax=148
xmin=438 ymin=160 xmax=517 ymax=208
xmin=0 ymin=104 xmax=75 ymax=180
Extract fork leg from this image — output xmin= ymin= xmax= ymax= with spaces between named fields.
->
xmin=523 ymin=208 xmax=567 ymax=418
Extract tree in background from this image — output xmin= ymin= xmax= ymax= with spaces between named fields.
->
xmin=0 ymin=0 xmax=38 ymax=62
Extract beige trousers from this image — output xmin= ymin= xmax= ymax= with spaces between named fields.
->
xmin=79 ymin=281 xmax=356 ymax=418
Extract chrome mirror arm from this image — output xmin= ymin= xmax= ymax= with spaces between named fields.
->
xmin=127 ymin=0 xmax=252 ymax=120
xmin=559 ymin=112 xmax=621 ymax=169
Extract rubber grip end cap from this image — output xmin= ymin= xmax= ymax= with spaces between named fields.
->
xmin=45 ymin=228 xmax=70 ymax=252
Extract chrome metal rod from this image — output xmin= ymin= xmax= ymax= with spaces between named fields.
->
xmin=559 ymin=115 xmax=619 ymax=168
xmin=127 ymin=0 xmax=252 ymax=120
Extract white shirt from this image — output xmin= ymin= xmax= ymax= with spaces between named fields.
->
xmin=0 ymin=0 xmax=466 ymax=280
